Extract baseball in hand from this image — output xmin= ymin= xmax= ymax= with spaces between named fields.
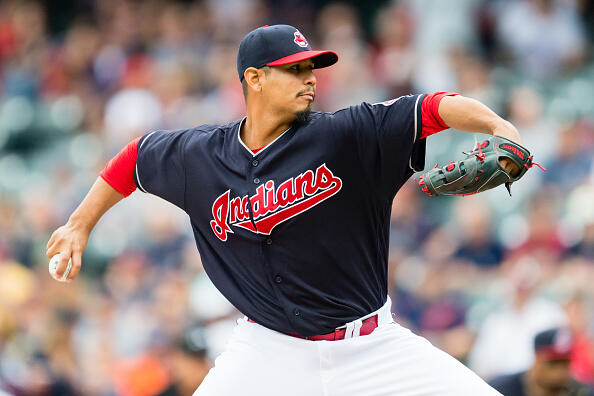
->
xmin=49 ymin=254 xmax=72 ymax=282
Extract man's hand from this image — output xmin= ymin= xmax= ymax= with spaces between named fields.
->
xmin=46 ymin=222 xmax=90 ymax=282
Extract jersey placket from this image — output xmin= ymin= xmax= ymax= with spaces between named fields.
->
xmin=245 ymin=154 xmax=305 ymax=331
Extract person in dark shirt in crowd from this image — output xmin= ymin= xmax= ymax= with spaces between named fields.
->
xmin=157 ymin=328 xmax=211 ymax=396
xmin=489 ymin=327 xmax=594 ymax=396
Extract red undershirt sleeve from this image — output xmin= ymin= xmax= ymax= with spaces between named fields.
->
xmin=99 ymin=137 xmax=140 ymax=197
xmin=420 ymin=91 xmax=459 ymax=139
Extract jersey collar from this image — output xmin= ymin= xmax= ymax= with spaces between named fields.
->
xmin=237 ymin=117 xmax=292 ymax=157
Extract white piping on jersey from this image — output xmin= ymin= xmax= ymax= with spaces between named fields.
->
xmin=135 ymin=130 xmax=158 ymax=193
xmin=409 ymin=94 xmax=422 ymax=172
xmin=236 ymin=117 xmax=292 ymax=157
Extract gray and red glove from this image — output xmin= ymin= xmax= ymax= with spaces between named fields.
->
xmin=416 ymin=135 xmax=545 ymax=197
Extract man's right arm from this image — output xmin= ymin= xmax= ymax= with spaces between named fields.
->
xmin=46 ymin=129 xmax=189 ymax=282
xmin=46 ymin=137 xmax=140 ymax=282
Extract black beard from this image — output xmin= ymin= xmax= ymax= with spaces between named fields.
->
xmin=294 ymin=107 xmax=312 ymax=125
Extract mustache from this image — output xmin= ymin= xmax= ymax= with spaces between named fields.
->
xmin=296 ymin=89 xmax=315 ymax=98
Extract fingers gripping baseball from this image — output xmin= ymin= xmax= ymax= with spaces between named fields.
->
xmin=46 ymin=224 xmax=88 ymax=282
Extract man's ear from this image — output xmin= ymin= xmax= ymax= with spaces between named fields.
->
xmin=244 ymin=67 xmax=263 ymax=93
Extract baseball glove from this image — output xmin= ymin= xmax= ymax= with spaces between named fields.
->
xmin=416 ymin=135 xmax=545 ymax=197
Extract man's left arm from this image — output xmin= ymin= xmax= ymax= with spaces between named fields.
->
xmin=437 ymin=95 xmax=522 ymax=176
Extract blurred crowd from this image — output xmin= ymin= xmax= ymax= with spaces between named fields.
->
xmin=0 ymin=0 xmax=593 ymax=395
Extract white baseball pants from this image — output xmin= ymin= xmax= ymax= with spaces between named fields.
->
xmin=194 ymin=298 xmax=502 ymax=396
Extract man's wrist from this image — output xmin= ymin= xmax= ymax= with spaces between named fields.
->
xmin=66 ymin=213 xmax=94 ymax=235
xmin=492 ymin=120 xmax=522 ymax=145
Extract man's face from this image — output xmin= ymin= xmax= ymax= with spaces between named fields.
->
xmin=533 ymin=357 xmax=572 ymax=392
xmin=262 ymin=59 xmax=316 ymax=121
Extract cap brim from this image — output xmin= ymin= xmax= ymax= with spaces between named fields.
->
xmin=536 ymin=348 xmax=572 ymax=361
xmin=266 ymin=50 xmax=339 ymax=69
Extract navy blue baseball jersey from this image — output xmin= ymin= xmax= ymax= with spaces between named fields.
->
xmin=134 ymin=94 xmax=426 ymax=337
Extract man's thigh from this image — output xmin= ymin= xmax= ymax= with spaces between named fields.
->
xmin=327 ymin=323 xmax=503 ymax=396
xmin=194 ymin=320 xmax=324 ymax=396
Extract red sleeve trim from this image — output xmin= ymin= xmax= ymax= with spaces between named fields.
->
xmin=99 ymin=137 xmax=140 ymax=197
xmin=420 ymin=92 xmax=459 ymax=139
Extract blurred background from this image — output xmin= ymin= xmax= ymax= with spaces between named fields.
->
xmin=0 ymin=0 xmax=593 ymax=394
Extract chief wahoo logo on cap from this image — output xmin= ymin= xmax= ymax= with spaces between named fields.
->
xmin=294 ymin=31 xmax=308 ymax=48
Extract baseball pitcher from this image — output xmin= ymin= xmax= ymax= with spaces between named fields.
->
xmin=47 ymin=25 xmax=540 ymax=395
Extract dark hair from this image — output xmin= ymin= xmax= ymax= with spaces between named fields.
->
xmin=241 ymin=78 xmax=249 ymax=99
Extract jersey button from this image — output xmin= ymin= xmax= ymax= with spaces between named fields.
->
xmin=294 ymin=308 xmax=301 ymax=316
xmin=265 ymin=238 xmax=272 ymax=245
xmin=253 ymin=177 xmax=260 ymax=184
xmin=274 ymin=275 xmax=282 ymax=283
xmin=252 ymin=160 xmax=258 ymax=167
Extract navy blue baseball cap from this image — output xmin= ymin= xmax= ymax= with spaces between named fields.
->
xmin=237 ymin=24 xmax=339 ymax=81
xmin=534 ymin=328 xmax=573 ymax=360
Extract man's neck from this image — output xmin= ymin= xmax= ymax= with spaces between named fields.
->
xmin=241 ymin=104 xmax=294 ymax=150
